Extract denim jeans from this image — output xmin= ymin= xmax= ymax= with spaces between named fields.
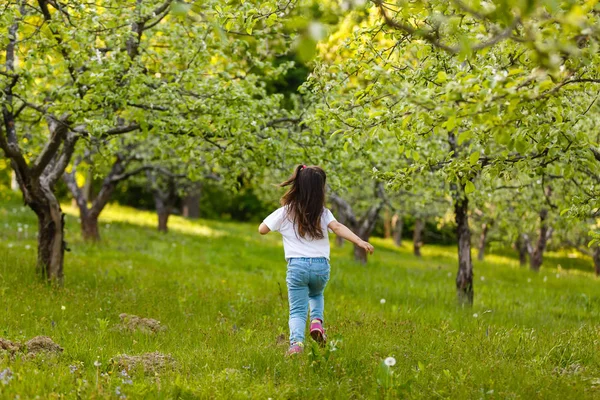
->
xmin=286 ymin=257 xmax=330 ymax=345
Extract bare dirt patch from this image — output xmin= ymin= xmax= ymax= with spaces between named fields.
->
xmin=111 ymin=352 xmax=175 ymax=373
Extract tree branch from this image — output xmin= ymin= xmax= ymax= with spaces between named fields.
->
xmin=45 ymin=131 xmax=78 ymax=187
xmin=31 ymin=114 xmax=70 ymax=177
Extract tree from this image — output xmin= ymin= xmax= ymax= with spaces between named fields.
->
xmin=329 ymin=182 xmax=387 ymax=263
xmin=0 ymin=0 xmax=294 ymax=282
xmin=63 ymin=139 xmax=155 ymax=241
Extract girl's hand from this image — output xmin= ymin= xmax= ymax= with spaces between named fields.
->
xmin=359 ymin=240 xmax=374 ymax=255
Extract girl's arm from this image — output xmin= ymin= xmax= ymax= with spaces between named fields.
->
xmin=258 ymin=223 xmax=271 ymax=235
xmin=328 ymin=221 xmax=374 ymax=254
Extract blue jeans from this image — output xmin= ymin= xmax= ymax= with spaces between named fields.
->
xmin=286 ymin=257 xmax=330 ymax=345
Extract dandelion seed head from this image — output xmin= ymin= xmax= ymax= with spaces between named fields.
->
xmin=380 ymin=298 xmax=386 ymax=304
xmin=473 ymin=313 xmax=479 ymax=318
xmin=384 ymin=356 xmax=396 ymax=366
xmin=0 ymin=368 xmax=13 ymax=385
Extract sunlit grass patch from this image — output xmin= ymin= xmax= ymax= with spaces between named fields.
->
xmin=62 ymin=203 xmax=224 ymax=238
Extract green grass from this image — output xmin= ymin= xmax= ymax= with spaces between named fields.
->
xmin=1 ymin=200 xmax=599 ymax=399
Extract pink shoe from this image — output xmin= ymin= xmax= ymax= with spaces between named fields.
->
xmin=310 ymin=319 xmax=326 ymax=346
xmin=286 ymin=342 xmax=304 ymax=356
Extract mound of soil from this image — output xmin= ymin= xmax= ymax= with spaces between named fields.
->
xmin=25 ymin=336 xmax=64 ymax=354
xmin=0 ymin=336 xmax=63 ymax=356
xmin=0 ymin=338 xmax=21 ymax=353
xmin=117 ymin=313 xmax=166 ymax=333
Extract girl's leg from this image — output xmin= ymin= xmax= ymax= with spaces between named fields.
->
xmin=308 ymin=264 xmax=330 ymax=323
xmin=308 ymin=287 xmax=325 ymax=322
xmin=287 ymin=264 xmax=309 ymax=345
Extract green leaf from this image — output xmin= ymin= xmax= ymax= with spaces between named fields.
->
xmin=515 ymin=139 xmax=527 ymax=154
xmin=458 ymin=130 xmax=472 ymax=145
xmin=171 ymin=2 xmax=191 ymax=16
xmin=465 ymin=181 xmax=475 ymax=194
xmin=469 ymin=152 xmax=480 ymax=166
xmin=436 ymin=71 xmax=447 ymax=84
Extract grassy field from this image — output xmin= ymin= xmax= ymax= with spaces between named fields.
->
xmin=1 ymin=199 xmax=599 ymax=399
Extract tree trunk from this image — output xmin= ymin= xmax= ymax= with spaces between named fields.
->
xmin=392 ymin=213 xmax=403 ymax=247
xmin=454 ymin=195 xmax=473 ymax=306
xmin=182 ymin=192 xmax=201 ymax=219
xmin=530 ymin=209 xmax=550 ymax=272
xmin=477 ymin=222 xmax=489 ymax=261
xmin=353 ymin=243 xmax=367 ymax=264
xmin=516 ymin=234 xmax=528 ymax=267
xmin=593 ymin=246 xmax=600 ymax=277
xmin=383 ymin=209 xmax=391 ymax=239
xmin=413 ymin=218 xmax=424 ymax=257
xmin=34 ymin=200 xmax=65 ymax=283
xmin=157 ymin=209 xmax=170 ymax=233
xmin=80 ymin=214 xmax=100 ymax=241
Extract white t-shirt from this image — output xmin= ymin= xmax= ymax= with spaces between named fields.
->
xmin=263 ymin=206 xmax=337 ymax=260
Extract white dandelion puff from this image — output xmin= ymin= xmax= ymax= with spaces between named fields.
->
xmin=380 ymin=298 xmax=386 ymax=304
xmin=384 ymin=357 xmax=396 ymax=366
xmin=0 ymin=368 xmax=13 ymax=385
xmin=473 ymin=313 xmax=479 ymax=318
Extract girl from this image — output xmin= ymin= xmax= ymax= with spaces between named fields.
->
xmin=259 ymin=165 xmax=374 ymax=356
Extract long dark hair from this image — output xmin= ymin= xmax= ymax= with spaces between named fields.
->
xmin=280 ymin=165 xmax=327 ymax=239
